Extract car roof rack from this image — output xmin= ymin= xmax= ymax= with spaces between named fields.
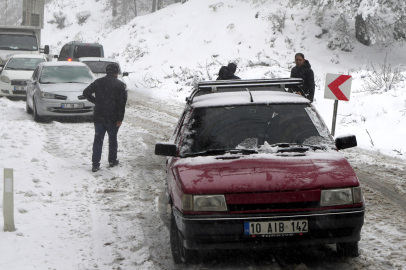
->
xmin=186 ymin=78 xmax=304 ymax=104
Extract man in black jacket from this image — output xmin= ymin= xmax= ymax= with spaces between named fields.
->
xmin=216 ymin=63 xmax=240 ymax=80
xmin=290 ymin=53 xmax=315 ymax=102
xmin=83 ymin=63 xmax=127 ymax=172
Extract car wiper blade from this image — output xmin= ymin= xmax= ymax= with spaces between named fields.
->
xmin=182 ymin=148 xmax=257 ymax=157
xmin=270 ymin=143 xmax=310 ymax=153
xmin=40 ymin=82 xmax=56 ymax=84
xmin=301 ymin=144 xmax=327 ymax=150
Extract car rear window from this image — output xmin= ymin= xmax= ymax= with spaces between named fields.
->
xmin=181 ymin=104 xmax=332 ymax=154
xmin=82 ymin=61 xmax=121 ymax=74
xmin=39 ymin=66 xmax=94 ymax=84
xmin=6 ymin=58 xmax=45 ymax=71
xmin=73 ymin=45 xmax=102 ymax=58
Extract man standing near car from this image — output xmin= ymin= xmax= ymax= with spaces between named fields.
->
xmin=83 ymin=63 xmax=127 ymax=172
xmin=290 ymin=53 xmax=315 ymax=102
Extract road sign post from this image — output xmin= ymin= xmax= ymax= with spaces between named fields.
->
xmin=324 ymin=74 xmax=352 ymax=137
xmin=3 ymin=168 xmax=15 ymax=232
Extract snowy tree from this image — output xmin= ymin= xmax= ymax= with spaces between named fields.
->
xmin=290 ymin=0 xmax=406 ymax=46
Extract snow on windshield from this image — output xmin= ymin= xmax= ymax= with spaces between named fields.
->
xmin=6 ymin=58 xmax=45 ymax=71
xmin=39 ymin=66 xmax=94 ymax=83
xmin=180 ymin=104 xmax=331 ymax=155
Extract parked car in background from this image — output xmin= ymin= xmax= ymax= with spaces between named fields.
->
xmin=55 ymin=41 xmax=104 ymax=62
xmin=155 ymin=78 xmax=365 ymax=264
xmin=0 ymin=54 xmax=47 ymax=99
xmin=78 ymin=57 xmax=128 ymax=81
xmin=26 ymin=62 xmax=95 ymax=122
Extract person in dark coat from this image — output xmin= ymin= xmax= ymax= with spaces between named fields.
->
xmin=83 ymin=63 xmax=127 ymax=172
xmin=290 ymin=53 xmax=315 ymax=102
xmin=216 ymin=64 xmax=240 ymax=80
xmin=227 ymin=62 xmax=240 ymax=79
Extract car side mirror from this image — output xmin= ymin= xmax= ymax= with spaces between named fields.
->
xmin=335 ymin=135 xmax=357 ymax=150
xmin=44 ymin=45 xmax=50 ymax=55
xmin=122 ymin=72 xmax=129 ymax=77
xmin=155 ymin=143 xmax=177 ymax=156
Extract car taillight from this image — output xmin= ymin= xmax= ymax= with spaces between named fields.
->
xmin=68 ymin=58 xmax=72 ymax=61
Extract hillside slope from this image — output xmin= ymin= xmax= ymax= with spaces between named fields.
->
xmin=43 ymin=0 xmax=406 ymax=159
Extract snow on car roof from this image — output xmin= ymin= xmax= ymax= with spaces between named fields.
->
xmin=191 ymin=90 xmax=310 ymax=108
xmin=38 ymin=61 xmax=88 ymax=67
xmin=78 ymin=57 xmax=119 ymax=64
xmin=10 ymin=54 xmax=46 ymax=59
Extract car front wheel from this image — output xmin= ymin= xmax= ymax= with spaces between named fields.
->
xmin=337 ymin=242 xmax=359 ymax=257
xmin=170 ymin=209 xmax=200 ymax=264
xmin=33 ymin=98 xmax=44 ymax=122
xmin=26 ymin=95 xmax=33 ymax=114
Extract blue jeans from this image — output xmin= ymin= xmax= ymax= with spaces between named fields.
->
xmin=92 ymin=122 xmax=119 ymax=167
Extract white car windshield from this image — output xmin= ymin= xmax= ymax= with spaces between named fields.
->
xmin=39 ymin=66 xmax=94 ymax=84
xmin=82 ymin=61 xmax=121 ymax=74
xmin=5 ymin=58 xmax=45 ymax=71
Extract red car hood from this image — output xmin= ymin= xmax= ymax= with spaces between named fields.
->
xmin=173 ymin=152 xmax=359 ymax=194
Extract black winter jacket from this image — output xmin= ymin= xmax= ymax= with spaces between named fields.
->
xmin=83 ymin=74 xmax=127 ymax=123
xmin=290 ymin=60 xmax=315 ymax=102
xmin=216 ymin=66 xmax=240 ymax=80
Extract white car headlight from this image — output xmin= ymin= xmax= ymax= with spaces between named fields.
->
xmin=182 ymin=194 xmax=227 ymax=211
xmin=321 ymin=187 xmax=363 ymax=207
xmin=40 ymin=92 xmax=56 ymax=99
xmin=0 ymin=75 xmax=10 ymax=83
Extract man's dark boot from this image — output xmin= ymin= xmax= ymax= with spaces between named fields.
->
xmin=109 ymin=160 xmax=119 ymax=167
xmin=92 ymin=165 xmax=100 ymax=172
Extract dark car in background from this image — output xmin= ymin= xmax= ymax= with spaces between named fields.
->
xmin=55 ymin=41 xmax=104 ymax=62
xmin=155 ymin=78 xmax=364 ymax=264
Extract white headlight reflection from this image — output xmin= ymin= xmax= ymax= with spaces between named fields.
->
xmin=193 ymin=195 xmax=227 ymax=211
xmin=320 ymin=188 xmax=353 ymax=207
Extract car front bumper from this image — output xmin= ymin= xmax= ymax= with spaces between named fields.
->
xmin=35 ymin=96 xmax=94 ymax=117
xmin=0 ymin=82 xmax=27 ymax=97
xmin=173 ymin=206 xmax=365 ymax=250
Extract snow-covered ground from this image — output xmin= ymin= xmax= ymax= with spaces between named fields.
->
xmin=1 ymin=0 xmax=406 ymax=269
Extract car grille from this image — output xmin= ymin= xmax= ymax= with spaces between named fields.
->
xmin=11 ymin=80 xmax=27 ymax=86
xmin=228 ymin=201 xmax=320 ymax=212
xmin=54 ymin=95 xmax=67 ymax=100
xmin=12 ymin=90 xmax=26 ymax=95
xmin=48 ymin=106 xmax=93 ymax=114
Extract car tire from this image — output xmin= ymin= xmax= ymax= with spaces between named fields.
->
xmin=33 ymin=98 xmax=44 ymax=122
xmin=170 ymin=210 xmax=200 ymax=264
xmin=26 ymin=96 xmax=33 ymax=114
xmin=336 ymin=242 xmax=359 ymax=257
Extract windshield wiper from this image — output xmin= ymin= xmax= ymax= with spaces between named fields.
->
xmin=65 ymin=81 xmax=87 ymax=83
xmin=182 ymin=148 xmax=257 ymax=157
xmin=270 ymin=143 xmax=310 ymax=153
xmin=40 ymin=82 xmax=56 ymax=84
xmin=301 ymin=144 xmax=327 ymax=150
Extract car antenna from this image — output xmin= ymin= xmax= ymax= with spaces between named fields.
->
xmin=246 ymin=88 xmax=253 ymax=102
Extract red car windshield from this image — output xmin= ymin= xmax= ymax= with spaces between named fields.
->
xmin=180 ymin=104 xmax=332 ymax=155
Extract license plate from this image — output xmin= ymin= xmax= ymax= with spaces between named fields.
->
xmin=61 ymin=103 xmax=84 ymax=109
xmin=244 ymin=220 xmax=308 ymax=236
xmin=14 ymin=86 xmax=26 ymax=91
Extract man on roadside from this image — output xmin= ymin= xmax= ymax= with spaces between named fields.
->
xmin=216 ymin=63 xmax=241 ymax=80
xmin=83 ymin=63 xmax=127 ymax=172
xmin=290 ymin=53 xmax=315 ymax=102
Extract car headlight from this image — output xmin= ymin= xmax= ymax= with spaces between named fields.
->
xmin=0 ymin=75 xmax=10 ymax=83
xmin=320 ymin=187 xmax=363 ymax=207
xmin=39 ymin=92 xmax=56 ymax=99
xmin=182 ymin=194 xmax=227 ymax=211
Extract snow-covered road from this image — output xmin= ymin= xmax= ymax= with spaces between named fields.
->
xmin=1 ymin=91 xmax=405 ymax=270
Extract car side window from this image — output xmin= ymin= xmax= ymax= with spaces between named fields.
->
xmin=60 ymin=45 xmax=69 ymax=58
xmin=32 ymin=67 xmax=39 ymax=81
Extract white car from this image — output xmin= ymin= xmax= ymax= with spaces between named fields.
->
xmin=0 ymin=54 xmax=47 ymax=99
xmin=78 ymin=57 xmax=128 ymax=81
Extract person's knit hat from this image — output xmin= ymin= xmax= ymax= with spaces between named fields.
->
xmin=227 ymin=62 xmax=237 ymax=74
xmin=106 ymin=63 xmax=119 ymax=74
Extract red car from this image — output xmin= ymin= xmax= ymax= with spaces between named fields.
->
xmin=155 ymin=78 xmax=364 ymax=264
